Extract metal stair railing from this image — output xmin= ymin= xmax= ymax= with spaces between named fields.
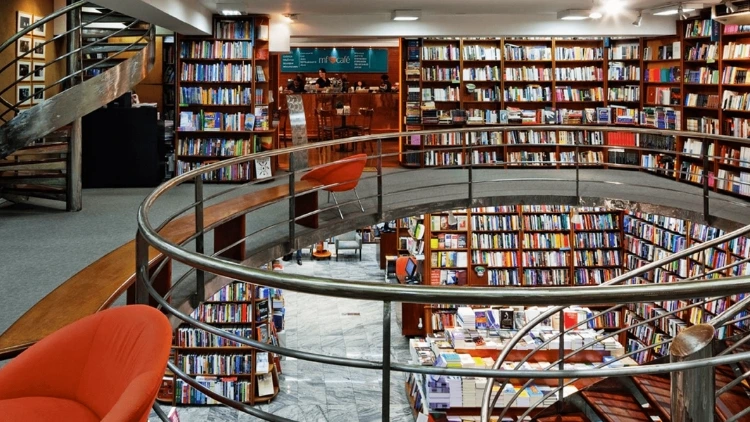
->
xmin=0 ymin=2 xmax=155 ymax=159
xmin=134 ymin=124 xmax=750 ymax=421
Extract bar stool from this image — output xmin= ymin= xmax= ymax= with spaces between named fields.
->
xmin=315 ymin=109 xmax=347 ymax=163
xmin=349 ymin=108 xmax=374 ymax=153
xmin=279 ymin=108 xmax=290 ymax=147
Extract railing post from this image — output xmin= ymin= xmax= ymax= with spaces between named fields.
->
xmin=134 ymin=229 xmax=151 ymax=305
xmin=382 ymin=300 xmax=391 ymax=422
xmin=468 ymin=134 xmax=474 ymax=207
xmin=377 ymin=138 xmax=383 ymax=220
xmin=558 ymin=309 xmax=565 ymax=409
xmin=192 ymin=176 xmax=205 ymax=308
xmin=288 ymin=156 xmax=296 ymax=252
xmin=573 ymin=144 xmax=585 ymax=205
xmin=66 ymin=1 xmax=83 ymax=211
xmin=702 ymin=139 xmax=710 ymax=222
xmin=670 ymin=324 xmax=715 ymax=422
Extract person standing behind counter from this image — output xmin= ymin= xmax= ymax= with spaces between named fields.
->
xmin=380 ymin=74 xmax=392 ymax=92
xmin=285 ymin=76 xmax=305 ymax=93
xmin=315 ymin=68 xmax=331 ymax=90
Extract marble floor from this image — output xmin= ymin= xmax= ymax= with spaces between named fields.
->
xmin=149 ymin=243 xmax=416 ymax=422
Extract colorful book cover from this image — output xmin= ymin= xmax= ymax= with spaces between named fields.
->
xmin=203 ymin=112 xmax=221 ymax=131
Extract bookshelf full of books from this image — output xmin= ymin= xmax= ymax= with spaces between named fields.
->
xmin=399 ymin=205 xmax=749 ymax=354
xmin=175 ymin=14 xmax=276 ymax=183
xmin=398 ymin=17 xmax=750 ymax=201
xmin=170 ymin=280 xmax=281 ymax=405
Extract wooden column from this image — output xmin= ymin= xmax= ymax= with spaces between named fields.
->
xmin=670 ymin=323 xmax=715 ymax=422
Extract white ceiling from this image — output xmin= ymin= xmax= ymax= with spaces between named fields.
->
xmin=201 ymin=0 xmax=717 ymax=16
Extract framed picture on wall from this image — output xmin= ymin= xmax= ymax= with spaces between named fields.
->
xmin=17 ymin=85 xmax=32 ymax=106
xmin=32 ymin=63 xmax=45 ymax=82
xmin=17 ymin=12 xmax=32 ymax=32
xmin=32 ymin=85 xmax=45 ymax=104
xmin=17 ymin=61 xmax=32 ymax=82
xmin=32 ymin=16 xmax=46 ymax=36
xmin=17 ymin=37 xmax=32 ymax=57
xmin=32 ymin=40 xmax=45 ymax=59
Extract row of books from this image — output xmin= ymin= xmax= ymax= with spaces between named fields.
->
xmin=554 ymin=66 xmax=603 ymax=81
xmin=685 ymin=67 xmax=719 ymax=84
xmin=214 ymin=20 xmax=253 ymax=40
xmin=554 ymin=86 xmax=604 ymax=102
xmin=422 ymin=45 xmax=460 ymax=60
xmin=686 ymin=116 xmax=720 ymax=134
xmin=644 ymin=42 xmax=681 ymax=61
xmin=177 ymin=138 xmax=261 ymax=157
xmin=463 ymin=66 xmax=501 ymax=81
xmin=609 ymin=44 xmax=639 ymax=60
xmin=608 ymin=86 xmax=639 ymax=102
xmin=721 ymin=66 xmax=750 ymax=84
xmin=462 ymin=45 xmax=501 ymax=61
xmin=176 ymin=354 xmax=253 ymax=375
xmin=504 ymin=45 xmax=551 ymax=61
xmin=421 ymin=66 xmax=460 ymax=81
xmin=573 ymin=250 xmax=621 ymax=267
xmin=685 ymin=18 xmax=714 ymax=39
xmin=179 ymin=110 xmax=267 ymax=132
xmin=722 ymin=90 xmax=750 ymax=111
xmin=504 ymin=66 xmax=552 ymax=81
xmin=175 ymin=379 xmax=252 ymax=405
xmin=644 ymin=67 xmax=680 ymax=83
xmin=685 ymin=42 xmax=719 ymax=61
xmin=180 ymin=62 xmax=256 ymax=82
xmin=430 ymin=233 xmax=468 ymax=249
xmin=723 ymin=42 xmax=750 ymax=59
xmin=555 ymin=47 xmax=603 ymax=61
xmin=179 ymin=86 xmax=252 ymax=105
xmin=177 ymin=161 xmax=253 ymax=181
xmin=422 ymin=87 xmax=460 ymax=101
xmin=608 ymin=63 xmax=640 ymax=81
xmin=180 ymin=40 xmax=252 ymax=59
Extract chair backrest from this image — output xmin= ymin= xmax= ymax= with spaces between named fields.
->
xmin=0 ymin=305 xmax=172 ymax=422
xmin=396 ymin=256 xmax=413 ymax=277
xmin=301 ymin=153 xmax=367 ymax=192
xmin=359 ymin=108 xmax=374 ymax=128
xmin=337 ymin=231 xmax=361 ymax=243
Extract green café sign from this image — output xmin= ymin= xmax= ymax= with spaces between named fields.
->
xmin=281 ymin=47 xmax=388 ymax=73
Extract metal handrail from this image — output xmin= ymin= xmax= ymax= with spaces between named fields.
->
xmin=137 ymin=125 xmax=750 ymax=421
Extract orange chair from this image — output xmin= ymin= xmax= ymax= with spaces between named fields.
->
xmin=396 ymin=256 xmax=412 ymax=278
xmin=0 ymin=305 xmax=172 ymax=422
xmin=301 ymin=153 xmax=367 ymax=219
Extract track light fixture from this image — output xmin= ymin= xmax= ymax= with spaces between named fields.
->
xmin=678 ymin=4 xmax=687 ymax=19
xmin=633 ymin=11 xmax=643 ymax=26
xmin=724 ymin=0 xmax=736 ymax=13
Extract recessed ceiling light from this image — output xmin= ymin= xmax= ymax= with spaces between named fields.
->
xmin=221 ymin=10 xmax=242 ymax=16
xmin=589 ymin=11 xmax=603 ymax=19
xmin=558 ymin=9 xmax=592 ymax=20
xmin=392 ymin=10 xmax=421 ymax=21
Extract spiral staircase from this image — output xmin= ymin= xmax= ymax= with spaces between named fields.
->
xmin=0 ymin=1 xmax=155 ymax=210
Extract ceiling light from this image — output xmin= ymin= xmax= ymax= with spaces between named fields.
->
xmin=633 ymin=10 xmax=643 ymax=26
xmin=283 ymin=13 xmax=299 ymax=22
xmin=651 ymin=3 xmax=702 ymax=16
xmin=392 ymin=10 xmax=421 ymax=21
xmin=603 ymin=0 xmax=625 ymax=14
xmin=221 ymin=10 xmax=242 ymax=16
xmin=558 ymin=9 xmax=592 ymax=20
xmin=589 ymin=11 xmax=603 ymax=18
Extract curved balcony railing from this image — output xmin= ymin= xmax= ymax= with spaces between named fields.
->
xmin=137 ymin=124 xmax=750 ymax=422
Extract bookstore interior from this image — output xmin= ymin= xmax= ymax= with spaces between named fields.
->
xmin=139 ymin=8 xmax=750 ymax=420
xmin=11 ymin=1 xmax=750 ymax=421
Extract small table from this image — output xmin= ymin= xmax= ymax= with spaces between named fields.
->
xmin=312 ymin=241 xmax=332 ymax=260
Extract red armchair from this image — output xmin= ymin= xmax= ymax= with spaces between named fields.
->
xmin=301 ymin=153 xmax=367 ymax=219
xmin=0 ymin=305 xmax=172 ymax=422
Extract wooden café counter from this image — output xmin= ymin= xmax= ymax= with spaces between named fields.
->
xmin=279 ymin=92 xmax=399 ymax=139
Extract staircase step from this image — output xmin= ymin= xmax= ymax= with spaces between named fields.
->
xmin=83 ymin=43 xmax=148 ymax=54
xmin=535 ymin=414 xmax=589 ymax=422
xmin=0 ymin=158 xmax=66 ymax=172
xmin=9 ymin=143 xmax=68 ymax=156
xmin=82 ymin=28 xmax=149 ymax=38
xmin=82 ymin=58 xmax=125 ymax=68
xmin=0 ymin=175 xmax=66 ymax=187
xmin=81 ymin=11 xmax=138 ymax=24
xmin=581 ymin=389 xmax=652 ymax=422
xmin=1 ymin=187 xmax=66 ymax=201
xmin=630 ymin=374 xmax=671 ymax=422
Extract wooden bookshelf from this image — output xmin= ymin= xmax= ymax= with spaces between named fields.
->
xmin=396 ymin=20 xmax=750 ymax=201
xmin=174 ymin=14 xmax=277 ymax=183
xmin=170 ymin=281 xmax=281 ymax=405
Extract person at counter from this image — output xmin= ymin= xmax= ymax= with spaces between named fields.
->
xmin=380 ymin=74 xmax=392 ymax=92
xmin=285 ymin=76 xmax=305 ymax=93
xmin=340 ymin=74 xmax=349 ymax=92
xmin=315 ymin=68 xmax=331 ymax=90
xmin=355 ymin=80 xmax=366 ymax=90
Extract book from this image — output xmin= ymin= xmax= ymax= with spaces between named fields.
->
xmin=257 ymin=373 xmax=274 ymax=396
